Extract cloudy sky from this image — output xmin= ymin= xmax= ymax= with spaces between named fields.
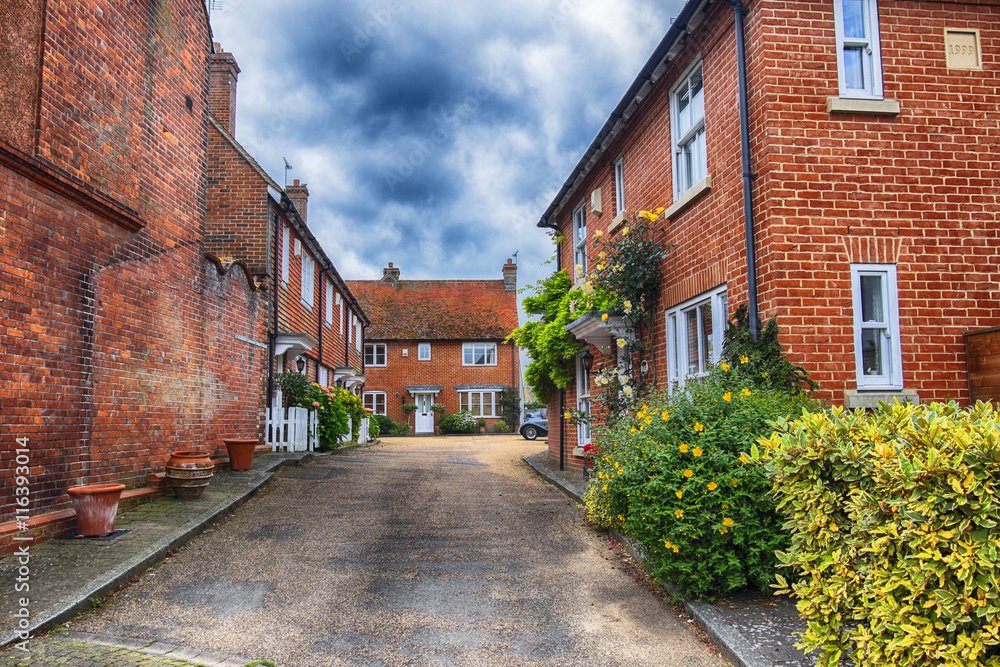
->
xmin=209 ymin=0 xmax=685 ymax=296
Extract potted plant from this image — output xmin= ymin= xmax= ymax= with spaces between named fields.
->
xmin=164 ymin=450 xmax=214 ymax=499
xmin=66 ymin=483 xmax=126 ymax=536
xmin=402 ymin=403 xmax=417 ymax=432
xmin=222 ymin=437 xmax=259 ymax=471
xmin=477 ymin=417 xmax=487 ymax=433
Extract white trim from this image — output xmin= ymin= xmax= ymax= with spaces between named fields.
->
xmin=459 ymin=390 xmax=498 ymax=418
xmin=462 ymin=342 xmax=498 ymax=366
xmin=572 ymin=202 xmax=587 ymax=278
xmin=325 ymin=282 xmax=334 ymax=326
xmin=363 ymin=391 xmax=387 ymax=415
xmin=418 ymin=342 xmax=431 ymax=361
xmin=338 ymin=296 xmax=344 ymax=338
xmin=319 ymin=366 xmax=329 ymax=387
xmin=665 ymin=285 xmax=728 ymax=389
xmin=355 ymin=319 xmax=362 ymax=353
xmin=576 ymin=352 xmax=592 ymax=447
xmin=851 ymin=263 xmax=903 ymax=390
xmin=364 ymin=343 xmax=387 ymax=367
xmin=833 ymin=0 xmax=884 ymax=100
xmin=671 ymin=59 xmax=707 ymax=200
xmin=281 ymin=225 xmax=290 ymax=286
xmin=300 ymin=253 xmax=315 ymax=310
xmin=613 ymin=155 xmax=625 ymax=217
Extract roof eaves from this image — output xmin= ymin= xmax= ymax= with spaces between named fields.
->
xmin=535 ymin=0 xmax=709 ymax=229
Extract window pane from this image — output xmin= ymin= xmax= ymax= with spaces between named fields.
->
xmin=861 ymin=275 xmax=884 ymax=322
xmin=862 ymin=328 xmax=884 ymax=376
xmin=844 ymin=47 xmax=865 ymax=90
xmin=667 ymin=314 xmax=678 ymax=380
xmin=843 ymin=0 xmax=866 ymax=39
xmin=699 ymin=302 xmax=714 ymax=365
xmin=685 ymin=309 xmax=699 ymax=375
xmin=690 ymin=68 xmax=704 ymax=121
xmin=464 ymin=346 xmax=473 ymax=365
xmin=486 ymin=344 xmax=496 ymax=365
xmin=460 ymin=393 xmax=468 ymax=411
xmin=677 ymin=84 xmax=691 ymax=137
xmin=471 ymin=392 xmax=481 ymax=416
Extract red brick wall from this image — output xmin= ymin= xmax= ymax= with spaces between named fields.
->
xmin=362 ymin=340 xmax=519 ymax=428
xmin=545 ymin=0 xmax=1000 ymax=464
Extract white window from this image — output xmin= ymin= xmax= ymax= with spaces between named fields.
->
xmin=576 ymin=352 xmax=592 ymax=447
xmin=281 ymin=225 xmax=290 ymax=286
xmin=364 ymin=343 xmax=386 ymax=367
xmin=363 ymin=391 xmax=386 ymax=415
xmin=666 ymin=285 xmax=728 ymax=388
xmin=463 ymin=342 xmax=497 ymax=366
xmin=671 ymin=61 xmax=706 ymax=199
xmin=851 ymin=264 xmax=902 ymax=389
xmin=418 ymin=343 xmax=431 ymax=361
xmin=614 ymin=155 xmax=625 ymax=217
xmin=337 ymin=293 xmax=344 ymax=337
xmin=573 ymin=203 xmax=587 ymax=278
xmin=319 ymin=367 xmax=329 ymax=387
xmin=834 ymin=0 xmax=884 ymax=99
xmin=325 ymin=282 xmax=334 ymax=326
xmin=460 ymin=391 xmax=498 ymax=417
xmin=355 ymin=319 xmax=362 ymax=353
xmin=300 ymin=253 xmax=315 ymax=310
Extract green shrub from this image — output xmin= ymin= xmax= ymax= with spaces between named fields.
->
xmin=721 ymin=304 xmax=816 ymax=394
xmin=495 ymin=421 xmax=509 ymax=433
xmin=365 ymin=413 xmax=380 ymax=440
xmin=275 ymin=372 xmax=311 ymax=407
xmin=757 ymin=401 xmax=1000 ymax=667
xmin=303 ymin=384 xmax=350 ymax=449
xmin=374 ymin=414 xmax=408 ymax=436
xmin=499 ymin=386 xmax=520 ymax=432
xmin=440 ymin=411 xmax=477 ymax=434
xmin=587 ymin=363 xmax=818 ymax=600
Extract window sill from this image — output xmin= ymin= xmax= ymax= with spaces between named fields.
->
xmin=665 ymin=176 xmax=712 ymax=220
xmin=827 ymin=97 xmax=901 ymax=116
xmin=608 ymin=211 xmax=627 ymax=233
xmin=572 ymin=447 xmax=586 ymax=457
xmin=844 ymin=389 xmax=918 ymax=409
xmin=300 ymin=300 xmax=313 ymax=311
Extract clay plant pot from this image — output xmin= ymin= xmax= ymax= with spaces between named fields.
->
xmin=223 ymin=437 xmax=259 ymax=471
xmin=67 ymin=483 xmax=126 ymax=537
xmin=164 ymin=450 xmax=215 ymax=499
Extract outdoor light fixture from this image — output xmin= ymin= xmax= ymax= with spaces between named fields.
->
xmin=296 ymin=356 xmax=306 ymax=373
xmin=582 ymin=349 xmax=595 ymax=375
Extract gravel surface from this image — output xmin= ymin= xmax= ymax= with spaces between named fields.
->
xmin=70 ymin=435 xmax=727 ymax=667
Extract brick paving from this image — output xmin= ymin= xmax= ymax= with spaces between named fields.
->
xmin=0 ymin=631 xmax=245 ymax=666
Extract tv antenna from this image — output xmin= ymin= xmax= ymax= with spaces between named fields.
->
xmin=208 ymin=0 xmax=222 ymax=19
xmin=283 ymin=158 xmax=293 ymax=189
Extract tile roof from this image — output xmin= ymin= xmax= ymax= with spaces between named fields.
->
xmin=345 ymin=279 xmax=519 ymax=341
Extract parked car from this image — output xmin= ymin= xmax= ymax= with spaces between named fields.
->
xmin=520 ymin=414 xmax=548 ymax=440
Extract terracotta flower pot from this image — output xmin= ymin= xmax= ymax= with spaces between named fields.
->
xmin=223 ymin=437 xmax=258 ymax=471
xmin=164 ymin=450 xmax=215 ymax=499
xmin=67 ymin=483 xmax=125 ymax=537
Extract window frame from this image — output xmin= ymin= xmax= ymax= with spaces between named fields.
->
xmin=462 ymin=342 xmax=498 ymax=367
xmin=355 ymin=318 xmax=362 ymax=353
xmin=281 ymin=225 xmax=290 ymax=286
xmin=576 ymin=351 xmax=592 ymax=447
xmin=319 ymin=367 xmax=329 ymax=387
xmin=364 ymin=343 xmax=387 ymax=367
xmin=834 ymin=0 xmax=884 ymax=100
xmin=572 ymin=202 xmax=587 ymax=280
xmin=325 ymin=282 xmax=334 ymax=326
xmin=459 ymin=390 xmax=498 ymax=418
xmin=300 ymin=252 xmax=315 ymax=310
xmin=670 ymin=59 xmax=707 ymax=200
xmin=851 ymin=263 xmax=902 ymax=390
xmin=418 ymin=343 xmax=431 ymax=361
xmin=363 ymin=391 xmax=387 ymax=416
xmin=665 ymin=285 xmax=728 ymax=389
xmin=613 ymin=155 xmax=625 ymax=217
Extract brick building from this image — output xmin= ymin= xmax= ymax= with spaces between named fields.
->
xmin=537 ymin=0 xmax=1000 ymax=469
xmin=205 ymin=46 xmax=368 ymax=401
xmin=347 ymin=262 xmax=520 ymax=433
xmin=0 ymin=0 xmax=272 ymax=542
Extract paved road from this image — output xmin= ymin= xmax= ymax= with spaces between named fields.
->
xmin=66 ymin=435 xmax=725 ymax=667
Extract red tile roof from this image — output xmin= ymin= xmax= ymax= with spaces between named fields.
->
xmin=345 ymin=279 xmax=519 ymax=340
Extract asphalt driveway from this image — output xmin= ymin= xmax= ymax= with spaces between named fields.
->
xmin=70 ymin=435 xmax=725 ymax=667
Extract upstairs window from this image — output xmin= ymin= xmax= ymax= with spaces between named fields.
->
xmin=418 ymin=343 xmax=431 ymax=361
xmin=281 ymin=225 xmax=290 ymax=286
xmin=300 ymin=253 xmax=315 ymax=310
xmin=364 ymin=343 xmax=386 ymax=367
xmin=851 ymin=264 xmax=902 ymax=389
xmin=671 ymin=61 xmax=706 ymax=198
xmin=463 ymin=342 xmax=497 ymax=366
xmin=325 ymin=282 xmax=334 ymax=326
xmin=573 ymin=203 xmax=587 ymax=279
xmin=834 ymin=0 xmax=884 ymax=99
xmin=613 ymin=155 xmax=625 ymax=217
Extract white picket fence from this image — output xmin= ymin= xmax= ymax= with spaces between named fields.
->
xmin=266 ymin=406 xmax=318 ymax=452
xmin=338 ymin=417 xmax=374 ymax=445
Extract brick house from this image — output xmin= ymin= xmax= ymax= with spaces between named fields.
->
xmin=0 ymin=0 xmax=272 ymax=544
xmin=346 ymin=262 xmax=520 ymax=433
xmin=537 ymin=0 xmax=1000 ymax=469
xmin=205 ymin=47 xmax=369 ymax=402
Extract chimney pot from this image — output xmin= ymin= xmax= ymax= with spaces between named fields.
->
xmin=502 ymin=259 xmax=517 ymax=291
xmin=381 ymin=263 xmax=401 ymax=284
xmin=285 ymin=180 xmax=310 ymax=223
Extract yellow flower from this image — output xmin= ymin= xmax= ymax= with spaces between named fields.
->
xmin=731 ymin=479 xmax=739 ymax=488
xmin=718 ymin=528 xmax=728 ymax=535
xmin=655 ymin=207 xmax=665 ymax=214
xmin=603 ymin=484 xmax=608 ymax=492
xmin=722 ymin=502 xmax=730 ymax=510
xmin=742 ymin=387 xmax=752 ymax=397
xmin=622 ymin=226 xmax=629 ymax=235
xmin=675 ymin=509 xmax=684 ymax=518
xmin=740 ymin=355 xmax=749 ymax=364
xmin=675 ymin=491 xmax=683 ymax=499
xmin=644 ymin=416 xmax=652 ymax=426
xmin=594 ymin=230 xmax=603 ymax=238
xmin=617 ymin=515 xmax=625 ymax=522
xmin=629 ymin=427 xmax=637 ymax=435
xmin=694 ymin=422 xmax=704 ymax=432
xmin=679 ymin=444 xmax=689 ymax=453
xmin=707 ymin=482 xmax=718 ymax=491
xmin=598 ymin=251 xmax=607 ymax=260
xmin=692 ymin=447 xmax=702 ymax=457
xmin=601 ymin=313 xmax=609 ymax=321
xmin=661 ymin=411 xmax=670 ymax=421
xmin=672 ymin=545 xmax=679 ymax=553
xmin=664 ymin=540 xmax=673 ymax=549
xmin=617 ymin=338 xmax=626 ymax=348
xmin=723 ymin=391 xmax=732 ymax=402
xmin=723 ymin=517 xmax=735 ymax=527
xmin=564 ymin=412 xmax=571 ymax=419
xmin=720 ymin=362 xmax=730 ymax=371
xmin=683 ymin=469 xmax=694 ymax=478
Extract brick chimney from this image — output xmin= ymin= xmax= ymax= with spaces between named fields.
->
xmin=380 ymin=262 xmax=401 ymax=284
xmin=209 ymin=43 xmax=240 ymax=134
xmin=503 ymin=258 xmax=517 ymax=291
xmin=285 ymin=179 xmax=309 ymax=223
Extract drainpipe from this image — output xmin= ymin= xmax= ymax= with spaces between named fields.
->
xmin=727 ymin=0 xmax=760 ymax=339
xmin=317 ymin=267 xmax=330 ymax=383
xmin=539 ymin=216 xmax=562 ymax=273
xmin=267 ymin=201 xmax=293 ymax=406
xmin=558 ymin=390 xmax=566 ymax=471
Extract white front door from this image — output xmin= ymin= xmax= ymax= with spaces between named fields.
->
xmin=415 ymin=394 xmax=435 ymax=433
